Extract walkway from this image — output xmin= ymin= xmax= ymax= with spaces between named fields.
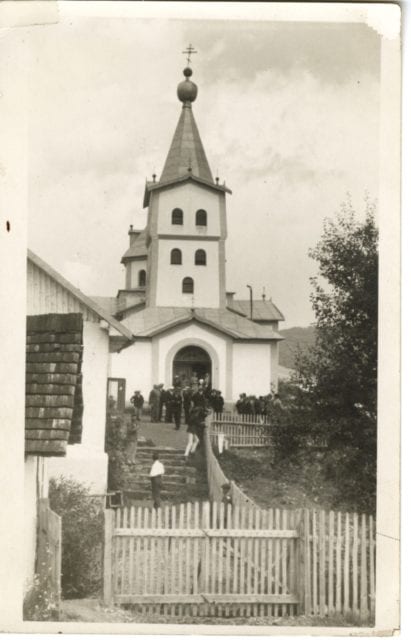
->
xmin=137 ymin=419 xmax=188 ymax=450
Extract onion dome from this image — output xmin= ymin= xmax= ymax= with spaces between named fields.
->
xmin=177 ymin=67 xmax=198 ymax=104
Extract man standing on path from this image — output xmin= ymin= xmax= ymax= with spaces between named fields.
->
xmin=150 ymin=452 xmax=165 ymax=509
xmin=170 ymin=387 xmax=183 ymax=430
xmin=130 ymin=390 xmax=144 ymax=422
xmin=149 ymin=385 xmax=160 ymax=422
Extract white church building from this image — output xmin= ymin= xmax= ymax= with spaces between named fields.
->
xmin=94 ymin=65 xmax=284 ymax=404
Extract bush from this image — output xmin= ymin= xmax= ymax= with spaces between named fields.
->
xmin=49 ymin=477 xmax=104 ymax=599
xmin=23 ymin=572 xmax=60 ymax=621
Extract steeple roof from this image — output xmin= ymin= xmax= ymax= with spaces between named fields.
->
xmin=159 ymin=66 xmax=214 ymax=185
xmin=160 ymin=103 xmax=213 ymax=184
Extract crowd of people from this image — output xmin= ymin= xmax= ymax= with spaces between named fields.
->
xmin=130 ymin=374 xmax=225 ymax=458
xmin=235 ymin=392 xmax=282 ymax=417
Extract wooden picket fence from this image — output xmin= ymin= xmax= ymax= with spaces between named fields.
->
xmin=204 ymin=423 xmax=259 ymax=509
xmin=299 ymin=509 xmax=375 ymax=619
xmin=103 ymin=502 xmax=375 ymax=620
xmin=104 ymin=502 xmax=300 ymax=617
xmin=210 ymin=412 xmax=273 ymax=448
xmin=202 ymin=426 xmax=376 ymax=620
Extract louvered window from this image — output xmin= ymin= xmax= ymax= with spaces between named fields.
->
xmin=172 ymin=208 xmax=183 ymax=225
xmin=171 ymin=249 xmax=182 ymax=265
xmin=182 ymin=277 xmax=194 ymax=294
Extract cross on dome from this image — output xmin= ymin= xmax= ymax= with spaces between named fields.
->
xmin=182 ymin=44 xmax=197 ymax=66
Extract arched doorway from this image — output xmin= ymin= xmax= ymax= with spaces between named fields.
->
xmin=172 ymin=345 xmax=212 ymax=386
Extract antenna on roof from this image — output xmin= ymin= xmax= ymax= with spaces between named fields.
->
xmin=262 ymin=287 xmax=266 ymax=301
xmin=152 ymin=173 xmax=157 ymax=183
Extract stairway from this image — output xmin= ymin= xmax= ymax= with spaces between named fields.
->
xmin=119 ymin=445 xmax=209 ymax=506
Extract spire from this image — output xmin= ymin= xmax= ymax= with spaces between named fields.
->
xmin=159 ymin=65 xmax=213 ymax=185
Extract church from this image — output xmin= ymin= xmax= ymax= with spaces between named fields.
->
xmin=94 ymin=63 xmax=284 ymax=405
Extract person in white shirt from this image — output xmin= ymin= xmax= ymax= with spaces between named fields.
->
xmin=149 ymin=451 xmax=165 ymax=509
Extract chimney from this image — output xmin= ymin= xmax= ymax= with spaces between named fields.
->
xmin=226 ymin=291 xmax=235 ymax=306
xmin=128 ymin=226 xmax=142 ymax=247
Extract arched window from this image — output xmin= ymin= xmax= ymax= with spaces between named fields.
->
xmin=195 ymin=249 xmax=206 ymax=266
xmin=196 ymin=209 xmax=207 ymax=226
xmin=182 ymin=277 xmax=194 ymax=294
xmin=170 ymin=248 xmax=182 ymax=265
xmin=172 ymin=208 xmax=183 ymax=225
xmin=138 ymin=269 xmax=146 ymax=287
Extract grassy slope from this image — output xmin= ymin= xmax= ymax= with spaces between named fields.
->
xmin=219 ymin=447 xmax=374 ymax=514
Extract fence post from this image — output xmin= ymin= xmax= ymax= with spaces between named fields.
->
xmin=103 ymin=509 xmax=115 ymax=606
xmin=299 ymin=509 xmax=312 ymax=615
xmin=295 ymin=509 xmax=305 ymax=614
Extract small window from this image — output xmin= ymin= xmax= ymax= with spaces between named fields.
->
xmin=195 ymin=249 xmax=206 ymax=266
xmin=172 ymin=208 xmax=183 ymax=225
xmin=138 ymin=270 xmax=146 ymax=287
xmin=170 ymin=248 xmax=182 ymax=265
xmin=196 ymin=209 xmax=207 ymax=226
xmin=182 ymin=277 xmax=194 ymax=294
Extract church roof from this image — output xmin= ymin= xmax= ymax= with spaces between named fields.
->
xmin=121 ymin=229 xmax=148 ymax=262
xmin=117 ymin=306 xmax=283 ymax=341
xmin=160 ymin=103 xmax=213 ymax=184
xmin=228 ymin=300 xmax=285 ymax=322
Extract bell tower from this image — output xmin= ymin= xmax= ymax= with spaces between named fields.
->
xmin=143 ymin=61 xmax=231 ymax=309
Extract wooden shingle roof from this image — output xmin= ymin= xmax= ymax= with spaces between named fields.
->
xmin=25 ymin=313 xmax=84 ymax=457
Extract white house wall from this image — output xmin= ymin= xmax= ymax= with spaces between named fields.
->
xmin=27 ymin=260 xmax=110 ymax=494
xmin=24 ymin=458 xmax=38 ymax=591
xmin=48 ymin=322 xmax=109 ymax=493
xmin=24 ymin=456 xmax=48 ymax=591
xmin=232 ymin=342 xmax=272 ymax=399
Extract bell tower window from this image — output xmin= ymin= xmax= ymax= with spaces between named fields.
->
xmin=172 ymin=208 xmax=183 ymax=225
xmin=195 ymin=249 xmax=206 ymax=266
xmin=196 ymin=209 xmax=207 ymax=226
xmin=171 ymin=248 xmax=182 ymax=265
xmin=182 ymin=277 xmax=194 ymax=294
xmin=138 ymin=269 xmax=146 ymax=287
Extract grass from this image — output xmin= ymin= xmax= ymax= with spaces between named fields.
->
xmin=218 ymin=446 xmax=375 ymax=514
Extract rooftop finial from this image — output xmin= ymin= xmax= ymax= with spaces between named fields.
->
xmin=178 ymin=45 xmax=198 ymax=104
xmin=182 ymin=43 xmax=197 ymax=67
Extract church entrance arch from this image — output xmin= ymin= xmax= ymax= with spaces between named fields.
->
xmin=172 ymin=345 xmax=212 ymax=387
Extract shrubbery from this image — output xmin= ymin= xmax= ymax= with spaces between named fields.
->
xmin=49 ymin=477 xmax=104 ymax=599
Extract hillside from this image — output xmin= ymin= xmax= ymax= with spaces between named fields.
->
xmin=278 ymin=325 xmax=316 ymax=370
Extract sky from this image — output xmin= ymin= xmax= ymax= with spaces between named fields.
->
xmin=28 ymin=15 xmax=381 ymax=328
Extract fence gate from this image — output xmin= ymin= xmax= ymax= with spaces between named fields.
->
xmin=104 ymin=502 xmax=300 ymax=617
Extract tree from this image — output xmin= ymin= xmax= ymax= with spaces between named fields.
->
xmin=292 ymin=198 xmax=378 ymax=510
xmin=49 ymin=477 xmax=104 ymax=598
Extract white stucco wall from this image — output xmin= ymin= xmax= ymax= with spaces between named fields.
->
xmin=232 ymin=342 xmax=272 ymax=399
xmin=155 ymin=238 xmax=220 ymax=307
xmin=110 ymin=340 xmax=153 ymax=401
xmin=110 ymin=324 xmax=232 ymax=400
xmin=24 ymin=457 xmax=38 ymax=590
xmin=128 ymin=259 xmax=147 ymax=289
xmin=48 ymin=321 xmax=109 ymax=494
xmin=24 ymin=456 xmax=48 ymax=590
xmin=157 ymin=183 xmax=222 ymax=236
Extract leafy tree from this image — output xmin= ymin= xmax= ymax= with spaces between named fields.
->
xmin=270 ymin=199 xmax=378 ymax=511
xmin=49 ymin=477 xmax=104 ymax=598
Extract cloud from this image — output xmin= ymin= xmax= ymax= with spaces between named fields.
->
xmin=28 ymin=16 xmax=381 ymax=327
